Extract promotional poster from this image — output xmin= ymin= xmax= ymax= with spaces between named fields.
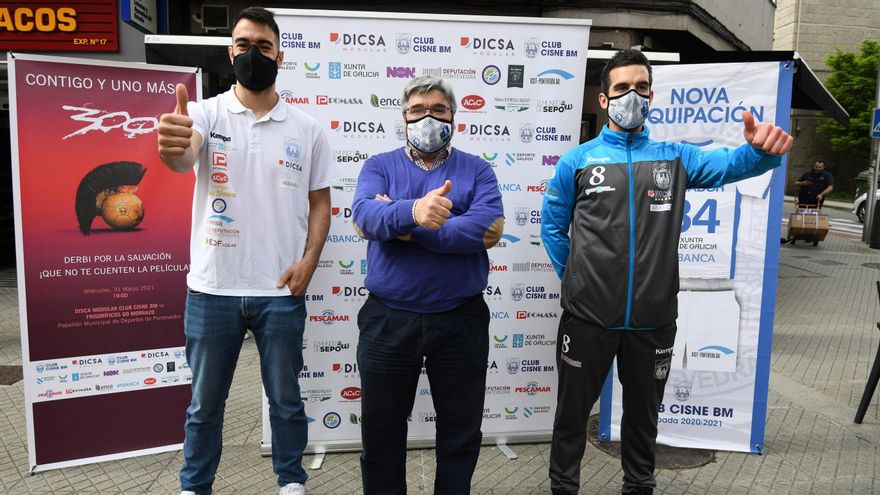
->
xmin=10 ymin=53 xmax=199 ymax=470
xmin=265 ymin=10 xmax=591 ymax=451
xmin=604 ymin=61 xmax=792 ymax=452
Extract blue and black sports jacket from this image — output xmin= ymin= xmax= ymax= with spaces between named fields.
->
xmin=541 ymin=124 xmax=781 ymax=330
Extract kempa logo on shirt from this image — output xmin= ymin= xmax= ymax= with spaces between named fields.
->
xmin=583 ymin=185 xmax=616 ymax=197
xmin=586 ymin=156 xmax=611 ymax=164
xmin=210 ymin=132 xmax=231 ymax=142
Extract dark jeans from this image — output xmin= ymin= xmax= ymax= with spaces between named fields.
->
xmin=357 ymin=294 xmax=490 ymax=495
xmin=180 ymin=290 xmax=308 ymax=494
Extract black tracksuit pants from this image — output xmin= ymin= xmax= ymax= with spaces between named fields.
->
xmin=549 ymin=311 xmax=676 ymax=494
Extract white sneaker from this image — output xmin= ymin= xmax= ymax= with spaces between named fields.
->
xmin=279 ymin=482 xmax=305 ymax=495
xmin=180 ymin=492 xmax=197 ymax=495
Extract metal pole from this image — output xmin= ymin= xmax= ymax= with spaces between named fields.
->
xmin=863 ymin=62 xmax=880 ymax=242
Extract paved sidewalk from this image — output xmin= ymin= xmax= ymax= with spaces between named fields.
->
xmin=1 ymin=230 xmax=879 ymax=494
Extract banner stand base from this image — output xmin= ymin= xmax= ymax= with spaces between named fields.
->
xmin=309 ymin=452 xmax=326 ymax=470
xmin=495 ymin=442 xmax=518 ymax=460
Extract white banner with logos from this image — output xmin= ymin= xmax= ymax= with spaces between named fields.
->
xmin=262 ymin=9 xmax=590 ymax=452
xmin=603 ymin=61 xmax=792 ymax=452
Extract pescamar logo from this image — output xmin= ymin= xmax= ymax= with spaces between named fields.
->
xmin=309 ymin=309 xmax=350 ymax=325
xmin=279 ymin=89 xmax=308 ymax=105
xmin=516 ymin=381 xmax=552 ymax=395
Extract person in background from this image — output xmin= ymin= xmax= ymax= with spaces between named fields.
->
xmin=794 ymin=159 xmax=834 ymax=207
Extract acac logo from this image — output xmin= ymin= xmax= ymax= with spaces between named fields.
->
xmin=340 ymin=387 xmax=362 ymax=400
xmin=330 ymin=32 xmax=386 ymax=46
xmin=460 ymin=95 xmax=485 ymax=110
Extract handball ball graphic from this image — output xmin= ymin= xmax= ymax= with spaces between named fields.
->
xmin=100 ymin=192 xmax=144 ymax=229
xmin=75 ymin=161 xmax=147 ymax=235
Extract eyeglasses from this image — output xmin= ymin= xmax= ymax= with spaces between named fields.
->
xmin=404 ymin=105 xmax=452 ymax=117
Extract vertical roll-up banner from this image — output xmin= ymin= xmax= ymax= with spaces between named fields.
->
xmin=263 ymin=9 xmax=590 ymax=453
xmin=9 ymin=53 xmax=200 ymax=471
xmin=601 ymin=61 xmax=793 ymax=452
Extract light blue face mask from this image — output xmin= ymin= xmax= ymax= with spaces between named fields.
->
xmin=406 ymin=115 xmax=453 ymax=153
xmin=607 ymin=89 xmax=650 ymax=130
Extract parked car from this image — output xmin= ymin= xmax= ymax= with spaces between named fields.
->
xmin=853 ymin=189 xmax=880 ymax=223
xmin=855 ymin=169 xmax=880 ymax=198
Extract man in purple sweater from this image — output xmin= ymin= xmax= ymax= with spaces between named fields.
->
xmin=351 ymin=75 xmax=505 ymax=494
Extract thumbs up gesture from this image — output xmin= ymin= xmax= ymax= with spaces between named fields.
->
xmin=414 ymin=180 xmax=453 ymax=230
xmin=158 ymin=83 xmax=194 ymax=161
xmin=742 ymin=110 xmax=793 ymax=156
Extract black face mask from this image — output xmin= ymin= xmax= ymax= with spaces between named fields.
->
xmin=233 ymin=45 xmax=278 ymax=91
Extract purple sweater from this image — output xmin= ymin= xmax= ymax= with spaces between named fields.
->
xmin=352 ymin=148 xmax=504 ymax=312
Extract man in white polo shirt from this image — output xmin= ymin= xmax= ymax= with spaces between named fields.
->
xmin=157 ymin=7 xmax=334 ymax=495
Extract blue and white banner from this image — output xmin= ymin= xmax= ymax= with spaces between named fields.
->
xmin=603 ymin=61 xmax=792 ymax=452
xmin=264 ymin=9 xmax=590 ymax=452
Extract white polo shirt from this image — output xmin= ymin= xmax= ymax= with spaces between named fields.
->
xmin=186 ymin=87 xmax=335 ymax=296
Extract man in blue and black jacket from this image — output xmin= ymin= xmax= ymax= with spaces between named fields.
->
xmin=541 ymin=49 xmax=793 ymax=495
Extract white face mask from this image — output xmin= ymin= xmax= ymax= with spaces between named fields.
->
xmin=606 ymin=89 xmax=650 ymax=130
xmin=406 ymin=115 xmax=453 ymax=154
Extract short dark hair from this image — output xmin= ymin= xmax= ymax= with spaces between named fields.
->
xmin=814 ymin=159 xmax=826 ymax=166
xmin=233 ymin=7 xmax=280 ymax=43
xmin=601 ymin=49 xmax=652 ymax=95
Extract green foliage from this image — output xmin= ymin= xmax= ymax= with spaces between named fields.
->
xmin=816 ymin=40 xmax=880 ymax=159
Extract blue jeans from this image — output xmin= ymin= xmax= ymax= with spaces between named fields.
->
xmin=357 ymin=294 xmax=490 ymax=495
xmin=180 ymin=289 xmax=308 ymax=494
